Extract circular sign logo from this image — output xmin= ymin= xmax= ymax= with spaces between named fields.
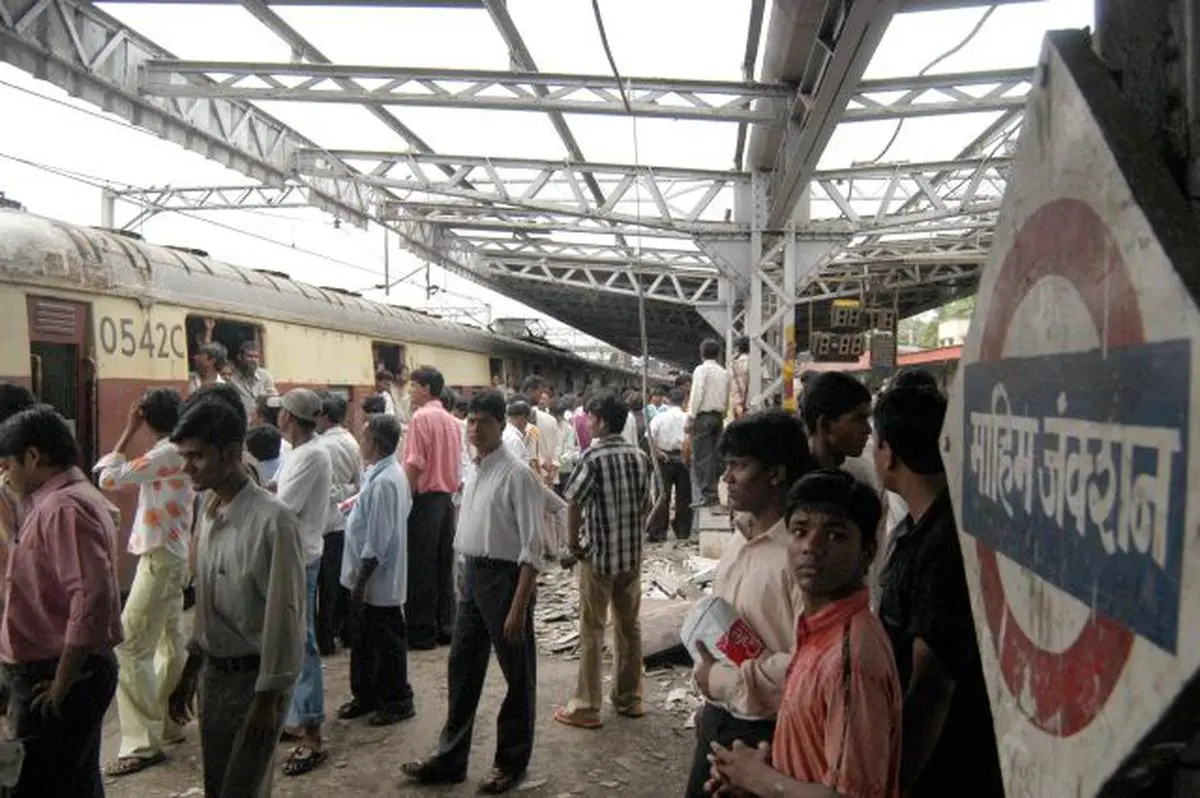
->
xmin=974 ymin=197 xmax=1137 ymax=738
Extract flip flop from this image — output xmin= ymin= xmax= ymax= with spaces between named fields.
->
xmin=281 ymin=744 xmax=327 ymax=777
xmin=553 ymin=706 xmax=601 ymax=729
xmin=104 ymin=752 xmax=166 ymax=777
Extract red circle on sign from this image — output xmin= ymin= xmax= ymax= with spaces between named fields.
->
xmin=975 ymin=197 xmax=1137 ymax=738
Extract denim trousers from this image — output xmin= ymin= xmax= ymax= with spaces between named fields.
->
xmin=285 ymin=560 xmax=324 ymax=728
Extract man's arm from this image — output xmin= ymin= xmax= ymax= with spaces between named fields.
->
xmin=255 ymin=509 xmax=307 ymax=693
xmin=275 ymin=449 xmax=321 ymax=515
xmin=94 ymin=445 xmax=183 ymax=491
xmin=401 ymin=416 xmax=424 ymax=489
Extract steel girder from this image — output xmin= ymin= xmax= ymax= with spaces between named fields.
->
xmin=138 ymin=60 xmax=791 ymax=123
xmin=0 ymin=0 xmax=374 ymax=226
xmin=105 ymin=184 xmax=314 ymax=213
xmin=846 ymin=67 xmax=1032 ymax=122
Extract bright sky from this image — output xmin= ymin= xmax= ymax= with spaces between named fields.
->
xmin=0 ymin=0 xmax=1093 ymax=348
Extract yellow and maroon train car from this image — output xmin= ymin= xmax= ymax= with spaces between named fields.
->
xmin=0 ymin=208 xmax=646 ymax=587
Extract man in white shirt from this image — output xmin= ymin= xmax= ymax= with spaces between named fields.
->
xmin=315 ymin=391 xmax=363 ymax=657
xmin=268 ymin=389 xmax=333 ymax=777
xmin=646 ymin=388 xmax=692 ymax=541
xmin=338 ymin=414 xmax=414 ymax=727
xmin=520 ymin=377 xmax=558 ymax=487
xmin=166 ymin=390 xmax=306 ymax=798
xmin=402 ymin=390 xmax=543 ymax=795
xmin=687 ymin=338 xmax=731 ymax=507
xmin=96 ymin=389 xmax=193 ymax=778
xmin=502 ymin=400 xmax=540 ymax=467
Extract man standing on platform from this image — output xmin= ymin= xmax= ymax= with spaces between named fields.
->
xmin=554 ymin=390 xmax=656 ymax=729
xmin=402 ymin=366 xmax=463 ymax=650
xmin=401 ymin=390 xmax=543 ymax=795
xmin=315 ymin=391 xmax=363 ymax=656
xmin=687 ymin=338 xmax=731 ymax=507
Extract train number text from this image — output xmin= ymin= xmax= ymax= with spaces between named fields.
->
xmin=98 ymin=316 xmax=186 ymax=360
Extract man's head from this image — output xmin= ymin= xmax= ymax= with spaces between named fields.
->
xmin=360 ymin=413 xmax=401 ymax=464
xmin=269 ymin=388 xmax=321 ymax=439
xmin=245 ymin=424 xmax=283 ymax=464
xmin=734 ymin=336 xmax=750 ymax=356
xmin=453 ymin=395 xmax=469 ymax=419
xmin=872 ymin=384 xmax=947 ymax=494
xmin=193 ymin=341 xmax=227 ymax=376
xmin=236 ymin=340 xmax=260 ymax=371
xmin=889 ymin=367 xmax=939 ymax=393
xmin=361 ymin=394 xmax=387 ymax=416
xmin=187 ymin=383 xmax=249 ymax=429
xmin=0 ymin=405 xmax=79 ymax=497
xmin=585 ymin=390 xmax=628 ymax=439
xmin=0 ymin=383 xmax=36 ymax=425
xmin=718 ymin=409 xmax=814 ymax=516
xmin=785 ymin=470 xmax=881 ymax=602
xmin=699 ymin=337 xmax=721 ymax=362
xmin=649 ymin=385 xmax=666 ymax=406
xmin=317 ymin=390 xmax=348 ymax=433
xmin=624 ymin=390 xmax=644 ymax=413
xmin=171 ymin=395 xmax=249 ymax=493
xmin=520 ymin=375 xmax=550 ymax=407
xmin=409 ymin=366 xmax=444 ymax=408
xmin=506 ymin=398 xmax=532 ymax=431
xmin=468 ymin=390 xmax=507 ymax=454
xmin=375 ymin=369 xmax=394 ymax=394
xmin=140 ymin=388 xmax=184 ymax=437
xmin=667 ymin=388 xmax=684 ymax=407
xmin=802 ymin=372 xmax=872 ymax=460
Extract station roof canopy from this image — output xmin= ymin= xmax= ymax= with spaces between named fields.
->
xmin=0 ymin=0 xmax=1060 ymax=367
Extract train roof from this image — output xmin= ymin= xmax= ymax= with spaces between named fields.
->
xmin=0 ymin=208 xmax=649 ymax=380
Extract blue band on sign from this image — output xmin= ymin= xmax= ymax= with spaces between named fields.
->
xmin=962 ymin=339 xmax=1191 ymax=653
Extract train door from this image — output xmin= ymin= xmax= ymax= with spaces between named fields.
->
xmin=26 ymin=296 xmax=94 ymax=464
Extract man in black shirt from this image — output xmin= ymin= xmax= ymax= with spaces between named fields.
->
xmin=873 ymin=383 xmax=1004 ymax=797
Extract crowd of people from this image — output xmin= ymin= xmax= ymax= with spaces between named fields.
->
xmin=0 ymin=331 xmax=1005 ymax=798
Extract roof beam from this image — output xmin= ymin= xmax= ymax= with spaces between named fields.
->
xmin=0 ymin=0 xmax=373 ymax=227
xmin=103 ymin=184 xmax=315 ymax=212
xmin=138 ymin=60 xmax=791 ymax=123
xmin=460 ymin=236 xmax=714 ymax=270
xmin=102 ymin=0 xmax=482 ymax=5
xmin=844 ymin=67 xmax=1032 ymax=122
xmin=901 ymin=0 xmax=1040 ymax=10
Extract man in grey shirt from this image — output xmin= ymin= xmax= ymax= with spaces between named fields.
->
xmin=315 ymin=391 xmax=363 ymax=655
xmin=167 ymin=389 xmax=306 ymax=798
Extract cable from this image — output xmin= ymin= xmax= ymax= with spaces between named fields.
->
xmin=590 ymin=0 xmax=633 ymax=114
xmin=867 ymin=5 xmax=997 ymax=164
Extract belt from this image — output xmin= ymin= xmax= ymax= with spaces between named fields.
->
xmin=660 ymin=450 xmax=682 ymax=456
xmin=206 ymin=653 xmax=261 ymax=673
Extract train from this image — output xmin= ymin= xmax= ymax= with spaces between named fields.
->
xmin=0 ymin=207 xmax=652 ymax=587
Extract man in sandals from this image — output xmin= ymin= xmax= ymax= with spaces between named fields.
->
xmin=401 ymin=390 xmax=544 ymax=795
xmin=96 ymin=390 xmax=193 ymax=778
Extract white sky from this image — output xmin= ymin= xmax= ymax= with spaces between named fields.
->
xmin=0 ymin=0 xmax=1093 ymax=346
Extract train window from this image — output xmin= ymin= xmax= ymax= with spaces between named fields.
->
xmin=185 ymin=315 xmax=264 ymax=369
xmin=372 ymin=342 xmax=406 ymax=376
xmin=489 ymin=357 xmax=503 ymax=381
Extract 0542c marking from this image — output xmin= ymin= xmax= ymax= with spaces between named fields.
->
xmin=97 ymin=316 xmax=186 ymax=360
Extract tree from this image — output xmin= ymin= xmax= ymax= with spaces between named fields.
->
xmin=936 ymin=295 xmax=977 ymax=321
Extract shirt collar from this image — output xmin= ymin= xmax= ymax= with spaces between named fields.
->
xmin=894 ymin=487 xmax=953 ymax=544
xmin=364 ymin=456 xmax=396 ymax=482
xmin=206 ymin=479 xmax=259 ymax=523
xmin=742 ymin=517 xmax=787 ymax=547
xmin=30 ymin=466 xmax=87 ymax=509
xmin=796 ymin=587 xmax=870 ymax=644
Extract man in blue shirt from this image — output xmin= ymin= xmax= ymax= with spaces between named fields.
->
xmin=338 ymin=414 xmax=415 ymax=727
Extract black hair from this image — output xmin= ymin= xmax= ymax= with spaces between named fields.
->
xmin=667 ymin=388 xmax=685 ymax=405
xmin=469 ymin=390 xmax=507 ymax=424
xmin=441 ymin=386 xmax=458 ymax=407
xmin=254 ymin=395 xmax=281 ymax=428
xmin=0 ymin=405 xmax=79 ymax=467
xmin=801 ymin=372 xmax=872 ymax=435
xmin=140 ymin=388 xmax=184 ymax=435
xmin=376 ymin=368 xmax=394 ymax=382
xmin=624 ymin=390 xmax=644 ymax=412
xmin=585 ymin=390 xmax=628 ymax=435
xmin=506 ymin=399 xmax=531 ymax=418
xmin=366 ymin=414 xmax=401 ymax=458
xmin=520 ymin=375 xmax=547 ymax=395
xmin=873 ymin=384 xmax=947 ymax=476
xmin=734 ymin=336 xmax=750 ymax=355
xmin=245 ymin=424 xmax=282 ymax=462
xmin=172 ymin=394 xmax=248 ymax=450
xmin=674 ymin=374 xmax=691 ymax=388
xmin=891 ymin=368 xmax=939 ymax=392
xmin=319 ymin=391 xmax=348 ymax=425
xmin=410 ymin=366 xmax=445 ymax=398
xmin=454 ymin=396 xmax=470 ymax=415
xmin=785 ymin=469 xmax=882 ymax=552
xmin=238 ymin=339 xmax=258 ymax=357
xmin=700 ymin=338 xmax=721 ymax=360
xmin=197 ymin=341 xmax=228 ymax=368
xmin=361 ymin=394 xmax=387 ymax=415
xmin=0 ymin=383 xmax=36 ymax=425
xmin=186 ymin=383 xmax=248 ymax=429
xmin=718 ymin=409 xmax=815 ymax=489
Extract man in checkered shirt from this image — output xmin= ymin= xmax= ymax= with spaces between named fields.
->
xmin=554 ymin=390 xmax=658 ymax=729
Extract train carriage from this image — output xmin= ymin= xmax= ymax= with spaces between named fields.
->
xmin=0 ymin=208 xmax=650 ymax=588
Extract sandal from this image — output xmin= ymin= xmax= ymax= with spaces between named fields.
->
xmin=282 ymin=744 xmax=327 ymax=777
xmin=479 ymin=767 xmax=525 ymax=794
xmin=400 ymin=757 xmax=466 ymax=785
xmin=553 ymin=706 xmax=601 ymax=729
xmin=104 ymin=752 xmax=166 ymax=777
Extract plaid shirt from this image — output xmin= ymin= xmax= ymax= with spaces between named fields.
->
xmin=563 ymin=434 xmax=657 ymax=575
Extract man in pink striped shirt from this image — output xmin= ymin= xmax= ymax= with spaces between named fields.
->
xmin=0 ymin=405 xmax=123 ymax=797
xmin=401 ymin=366 xmax=463 ymax=650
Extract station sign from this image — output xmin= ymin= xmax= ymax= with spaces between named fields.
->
xmin=942 ymin=32 xmax=1200 ymax=797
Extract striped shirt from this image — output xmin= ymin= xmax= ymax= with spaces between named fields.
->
xmin=562 ymin=434 xmax=656 ymax=575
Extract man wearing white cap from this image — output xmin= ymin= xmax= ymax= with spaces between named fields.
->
xmin=266 ymin=388 xmax=334 ymax=777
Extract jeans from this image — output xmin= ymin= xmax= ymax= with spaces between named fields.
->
xmin=285 ymin=560 xmax=324 ymax=728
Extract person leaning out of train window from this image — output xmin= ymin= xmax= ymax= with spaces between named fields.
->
xmin=188 ymin=341 xmax=228 ymax=397
xmin=228 ymin=340 xmax=277 ymax=415
xmin=375 ymin=370 xmax=398 ymax=417
xmin=93 ymin=389 xmax=194 ymax=778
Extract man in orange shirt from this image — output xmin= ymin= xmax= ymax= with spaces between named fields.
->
xmin=707 ymin=470 xmax=901 ymax=798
